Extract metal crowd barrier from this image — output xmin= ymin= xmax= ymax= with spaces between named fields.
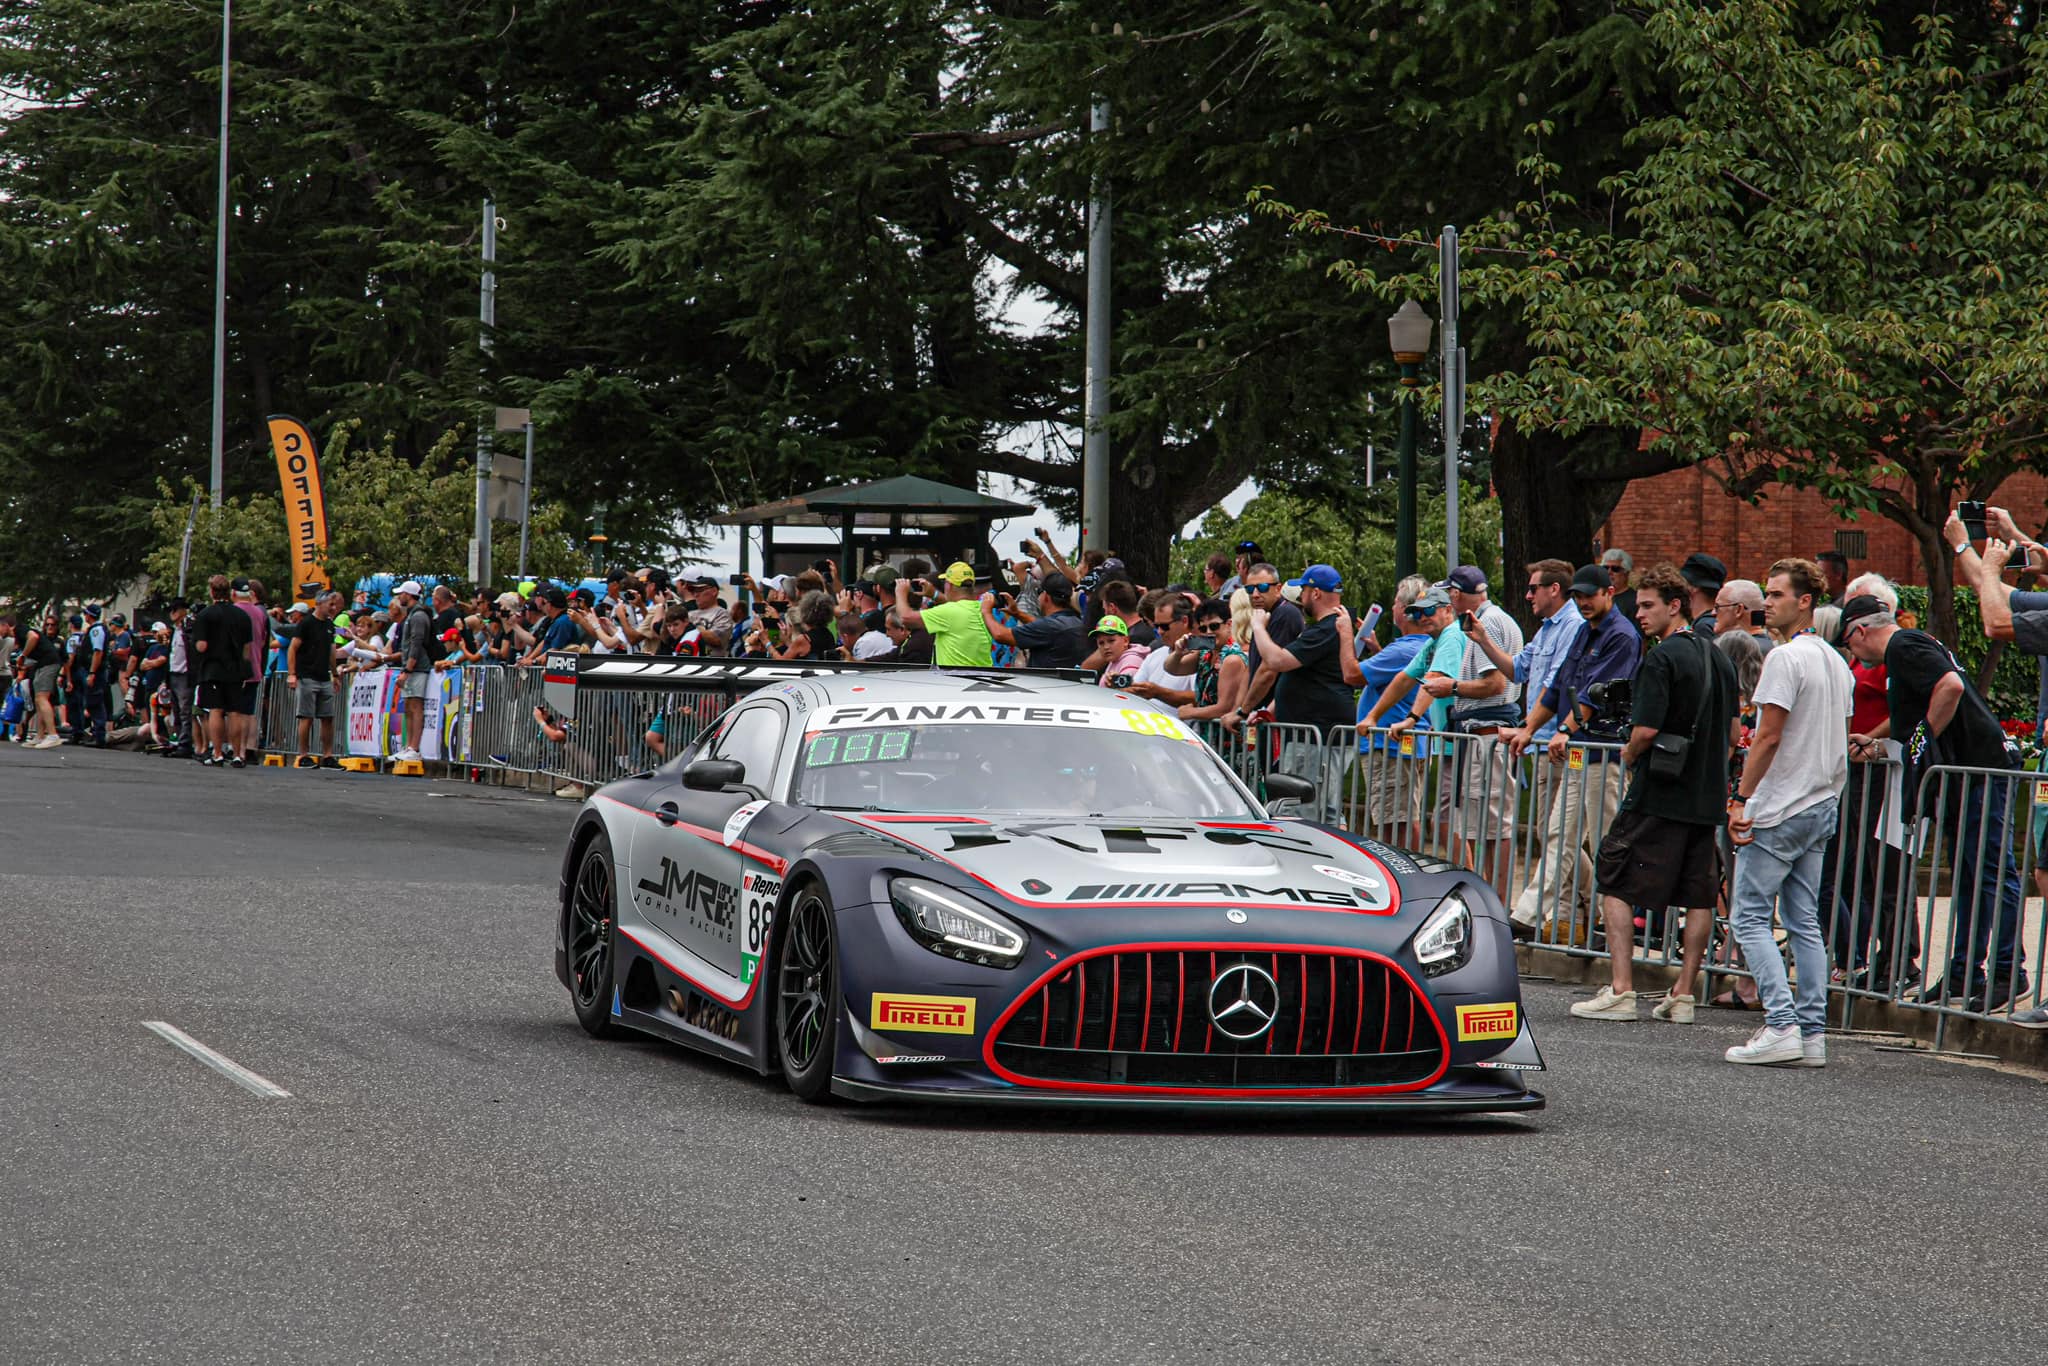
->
xmin=235 ymin=663 xmax=2048 ymax=1046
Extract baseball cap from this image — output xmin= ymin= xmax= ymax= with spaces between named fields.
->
xmin=756 ymin=573 xmax=792 ymax=593
xmin=1569 ymin=564 xmax=1610 ymax=596
xmin=110 ymin=613 xmax=127 ymax=626
xmin=1599 ymin=548 xmax=1633 ymax=572
xmin=230 ymin=577 xmax=250 ymax=593
xmin=150 ymin=620 xmax=169 ymax=633
xmin=1235 ymin=540 xmax=1263 ymax=555
xmin=1286 ymin=564 xmax=1344 ymax=593
xmin=83 ymin=603 xmax=102 ymax=619
xmin=1092 ymin=615 xmax=1130 ymax=637
xmin=1680 ymin=553 xmax=1727 ymax=592
xmin=288 ymin=602 xmax=310 ymax=615
xmin=1445 ymin=565 xmax=1487 ymax=594
xmin=685 ymin=574 xmax=718 ymax=590
xmin=495 ymin=591 xmax=523 ymax=612
xmin=939 ymin=561 xmax=978 ymax=587
xmin=1407 ymin=586 xmax=1452 ymax=617
xmin=1838 ymin=594 xmax=1893 ymax=635
xmin=396 ymin=579 xmax=424 ymax=598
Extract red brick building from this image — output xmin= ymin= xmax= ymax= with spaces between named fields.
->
xmin=1598 ymin=465 xmax=2048 ymax=586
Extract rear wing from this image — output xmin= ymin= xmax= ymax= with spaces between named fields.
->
xmin=540 ymin=652 xmax=1086 ymax=719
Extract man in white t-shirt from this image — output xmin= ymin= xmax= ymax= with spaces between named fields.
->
xmin=1128 ymin=595 xmax=1197 ymax=707
xmin=1724 ymin=557 xmax=1853 ymax=1068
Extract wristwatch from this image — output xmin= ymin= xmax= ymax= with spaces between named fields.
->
xmin=1729 ymin=794 xmax=1747 ymax=805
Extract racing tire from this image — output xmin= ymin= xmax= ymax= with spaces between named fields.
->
xmin=567 ymin=830 xmax=621 ymax=1039
xmin=775 ymin=882 xmax=840 ymax=1103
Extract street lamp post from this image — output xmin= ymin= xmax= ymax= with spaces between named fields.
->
xmin=1386 ymin=300 xmax=1434 ymax=582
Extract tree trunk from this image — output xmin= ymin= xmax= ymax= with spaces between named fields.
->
xmin=1108 ymin=426 xmax=1174 ymax=586
xmin=1914 ymin=515 xmax=1958 ymax=648
xmin=1491 ymin=417 xmax=1641 ymax=630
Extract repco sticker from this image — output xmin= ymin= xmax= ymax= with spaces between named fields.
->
xmin=871 ymin=993 xmax=976 ymax=1035
xmin=1456 ymin=1003 xmax=1519 ymax=1042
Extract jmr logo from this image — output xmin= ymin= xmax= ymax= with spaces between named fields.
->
xmin=637 ymin=859 xmax=738 ymax=929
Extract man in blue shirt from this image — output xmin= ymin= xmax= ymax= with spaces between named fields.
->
xmin=1351 ymin=577 xmax=1433 ymax=845
xmin=1503 ymin=564 xmax=1643 ymax=940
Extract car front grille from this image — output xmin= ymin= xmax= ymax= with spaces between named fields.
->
xmin=989 ymin=946 xmax=1445 ymax=1090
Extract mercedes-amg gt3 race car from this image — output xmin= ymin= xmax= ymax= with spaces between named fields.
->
xmin=550 ymin=655 xmax=1543 ymax=1112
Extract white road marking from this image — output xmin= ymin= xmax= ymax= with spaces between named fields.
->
xmin=141 ymin=1021 xmax=293 ymax=1099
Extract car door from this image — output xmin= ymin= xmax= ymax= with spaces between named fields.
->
xmin=627 ymin=700 xmax=789 ymax=981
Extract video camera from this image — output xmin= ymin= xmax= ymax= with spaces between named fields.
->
xmin=1580 ymin=677 xmax=1633 ymax=743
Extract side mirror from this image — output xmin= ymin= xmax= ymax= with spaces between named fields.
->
xmin=1262 ymin=772 xmax=1316 ymax=813
xmin=683 ymin=757 xmax=746 ymax=792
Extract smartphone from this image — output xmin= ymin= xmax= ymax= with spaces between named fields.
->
xmin=1459 ymin=610 xmax=1479 ymax=634
xmin=728 ymin=573 xmax=747 ymax=586
xmin=1363 ymin=604 xmax=1383 ymax=635
xmin=1751 ymin=608 xmax=1767 ymax=627
xmin=1960 ymin=500 xmax=1988 ymax=540
xmin=1019 ymin=539 xmax=1034 ymax=553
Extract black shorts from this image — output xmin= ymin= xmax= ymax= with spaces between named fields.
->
xmin=1596 ymin=806 xmax=1723 ymax=910
xmin=198 ymin=679 xmax=234 ymax=711
xmin=235 ymin=681 xmax=260 ymax=715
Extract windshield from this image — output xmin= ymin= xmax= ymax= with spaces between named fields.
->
xmin=792 ymin=719 xmax=1261 ymax=820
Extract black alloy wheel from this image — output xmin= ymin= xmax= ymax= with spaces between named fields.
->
xmin=568 ymin=830 xmax=620 ymax=1038
xmin=776 ymin=885 xmax=840 ymax=1102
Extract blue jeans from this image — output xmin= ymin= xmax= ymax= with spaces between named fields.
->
xmin=1730 ymin=799 xmax=1838 ymax=1035
xmin=1946 ymin=776 xmax=2026 ymax=987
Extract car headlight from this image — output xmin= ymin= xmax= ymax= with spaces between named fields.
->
xmin=1412 ymin=892 xmax=1472 ymax=977
xmin=889 ymin=877 xmax=1029 ymax=969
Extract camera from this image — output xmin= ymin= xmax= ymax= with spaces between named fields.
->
xmin=1106 ymin=673 xmax=1135 ymax=689
xmin=1581 ymin=678 xmax=1633 ymax=743
xmin=1960 ymin=499 xmax=1988 ymax=540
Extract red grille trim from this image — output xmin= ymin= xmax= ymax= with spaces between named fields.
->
xmin=982 ymin=942 xmax=1451 ymax=1098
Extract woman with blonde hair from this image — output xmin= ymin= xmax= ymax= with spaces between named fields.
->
xmin=1174 ymin=591 xmax=1249 ymax=726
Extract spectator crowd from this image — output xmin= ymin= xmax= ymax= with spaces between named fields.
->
xmin=9 ymin=505 xmax=2048 ymax=1043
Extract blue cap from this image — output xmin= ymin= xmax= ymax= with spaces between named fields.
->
xmin=83 ymin=603 xmax=102 ymax=619
xmin=1286 ymin=564 xmax=1343 ymax=593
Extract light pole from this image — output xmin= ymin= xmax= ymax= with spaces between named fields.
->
xmin=208 ymin=0 xmax=232 ymax=509
xmin=1387 ymin=300 xmax=1434 ymax=582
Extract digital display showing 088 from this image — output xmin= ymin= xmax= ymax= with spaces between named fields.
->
xmin=805 ymin=729 xmax=912 ymax=767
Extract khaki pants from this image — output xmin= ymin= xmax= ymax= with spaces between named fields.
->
xmin=1511 ymin=756 xmax=1623 ymax=931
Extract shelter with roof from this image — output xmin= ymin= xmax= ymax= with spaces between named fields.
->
xmin=712 ymin=475 xmax=1034 ymax=583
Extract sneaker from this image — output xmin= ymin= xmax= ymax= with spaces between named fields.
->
xmin=1724 ymin=1024 xmax=1803 ymax=1066
xmin=1570 ymin=986 xmax=1641 ymax=1021
xmin=1796 ymin=1034 xmax=1826 ymax=1068
xmin=228 ymin=753 xmax=245 ymax=769
xmin=199 ymin=754 xmax=220 ymax=766
xmin=1651 ymin=992 xmax=1696 ymax=1024
xmin=294 ymin=755 xmax=319 ymax=769
xmin=393 ymin=747 xmax=423 ymax=763
xmin=2010 ymin=1004 xmax=2048 ymax=1029
xmin=554 ymin=783 xmax=588 ymax=800
xmin=318 ymin=756 xmax=343 ymax=770
xmin=33 ymin=734 xmax=62 ymax=750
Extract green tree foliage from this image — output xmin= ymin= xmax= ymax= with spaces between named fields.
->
xmin=1302 ymin=0 xmax=2048 ymax=646
xmin=139 ymin=424 xmax=584 ymax=598
xmin=1170 ymin=485 xmax=1501 ymax=625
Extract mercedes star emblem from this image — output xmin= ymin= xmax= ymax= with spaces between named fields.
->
xmin=1208 ymin=962 xmax=1280 ymax=1041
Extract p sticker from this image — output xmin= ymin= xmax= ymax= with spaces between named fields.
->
xmin=1456 ymin=1002 xmax=1518 ymax=1042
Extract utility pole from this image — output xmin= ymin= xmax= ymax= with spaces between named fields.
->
xmin=1440 ymin=225 xmax=1464 ymax=569
xmin=473 ymin=200 xmax=496 ymax=590
xmin=1081 ymin=98 xmax=1112 ymax=551
xmin=517 ymin=420 xmax=534 ymax=579
xmin=208 ymin=0 xmax=231 ymax=509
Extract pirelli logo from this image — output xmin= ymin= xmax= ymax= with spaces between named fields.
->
xmin=1455 ymin=1002 xmax=1518 ymax=1042
xmin=871 ymin=993 xmax=976 ymax=1035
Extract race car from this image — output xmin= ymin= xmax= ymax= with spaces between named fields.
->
xmin=550 ymin=655 xmax=1543 ymax=1112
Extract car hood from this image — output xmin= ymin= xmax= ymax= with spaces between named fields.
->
xmin=827 ymin=814 xmax=1400 ymax=913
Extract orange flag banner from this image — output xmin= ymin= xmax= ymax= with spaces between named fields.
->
xmin=266 ymin=415 xmax=331 ymax=596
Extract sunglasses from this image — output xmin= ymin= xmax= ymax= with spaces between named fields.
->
xmin=1523 ymin=585 xmax=1541 ymax=596
xmin=1246 ymin=583 xmax=1275 ymax=593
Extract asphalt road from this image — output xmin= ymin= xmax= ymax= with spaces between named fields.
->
xmin=3 ymin=744 xmax=2041 ymax=1365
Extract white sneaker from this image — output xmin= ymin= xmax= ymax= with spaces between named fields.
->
xmin=393 ymin=747 xmax=423 ymax=762
xmin=1570 ymin=986 xmax=1641 ymax=1021
xmin=1796 ymin=1034 xmax=1826 ymax=1068
xmin=1725 ymin=1024 xmax=1803 ymax=1066
xmin=554 ymin=783 xmax=588 ymax=800
xmin=33 ymin=734 xmax=62 ymax=749
xmin=1652 ymin=992 xmax=1696 ymax=1024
